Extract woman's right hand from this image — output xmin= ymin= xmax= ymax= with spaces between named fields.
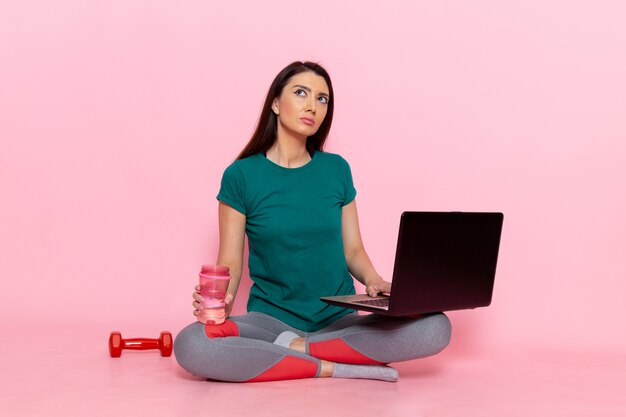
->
xmin=192 ymin=285 xmax=203 ymax=318
xmin=192 ymin=285 xmax=235 ymax=320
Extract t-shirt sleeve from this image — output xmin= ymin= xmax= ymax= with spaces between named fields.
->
xmin=340 ymin=157 xmax=357 ymax=206
xmin=216 ymin=163 xmax=247 ymax=215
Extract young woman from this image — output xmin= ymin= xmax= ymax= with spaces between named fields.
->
xmin=174 ymin=61 xmax=451 ymax=382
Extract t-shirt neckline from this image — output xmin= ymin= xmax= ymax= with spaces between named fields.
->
xmin=259 ymin=150 xmax=317 ymax=172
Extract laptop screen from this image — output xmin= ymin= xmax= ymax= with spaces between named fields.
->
xmin=388 ymin=212 xmax=503 ymax=315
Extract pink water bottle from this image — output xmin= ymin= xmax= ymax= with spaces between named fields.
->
xmin=198 ymin=265 xmax=231 ymax=325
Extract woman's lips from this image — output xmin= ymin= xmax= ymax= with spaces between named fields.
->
xmin=300 ymin=117 xmax=315 ymax=126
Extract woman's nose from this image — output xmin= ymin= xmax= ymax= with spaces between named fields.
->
xmin=306 ymin=98 xmax=317 ymax=114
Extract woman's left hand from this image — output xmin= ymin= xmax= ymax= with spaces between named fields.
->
xmin=365 ymin=276 xmax=392 ymax=297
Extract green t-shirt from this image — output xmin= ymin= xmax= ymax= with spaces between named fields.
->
xmin=216 ymin=151 xmax=357 ymax=331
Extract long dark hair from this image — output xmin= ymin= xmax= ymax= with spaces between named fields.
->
xmin=236 ymin=61 xmax=334 ymax=160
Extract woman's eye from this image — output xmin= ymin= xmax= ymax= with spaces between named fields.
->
xmin=295 ymin=89 xmax=306 ymax=97
xmin=318 ymin=96 xmax=328 ymax=104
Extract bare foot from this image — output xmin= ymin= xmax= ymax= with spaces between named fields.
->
xmin=289 ymin=337 xmax=306 ymax=353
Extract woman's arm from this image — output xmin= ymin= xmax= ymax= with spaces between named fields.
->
xmin=216 ymin=201 xmax=246 ymax=316
xmin=341 ymin=200 xmax=392 ymax=296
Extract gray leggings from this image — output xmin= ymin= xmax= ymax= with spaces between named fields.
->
xmin=174 ymin=311 xmax=451 ymax=382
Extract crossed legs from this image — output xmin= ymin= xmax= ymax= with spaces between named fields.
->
xmin=174 ymin=311 xmax=451 ymax=382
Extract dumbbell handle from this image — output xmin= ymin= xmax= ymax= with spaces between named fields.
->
xmin=121 ymin=338 xmax=162 ymax=350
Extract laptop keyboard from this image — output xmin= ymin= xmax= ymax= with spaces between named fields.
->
xmin=353 ymin=298 xmax=390 ymax=308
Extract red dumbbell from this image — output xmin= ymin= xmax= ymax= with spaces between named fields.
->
xmin=109 ymin=331 xmax=173 ymax=357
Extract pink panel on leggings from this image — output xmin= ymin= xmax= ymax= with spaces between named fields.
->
xmin=308 ymin=338 xmax=383 ymax=364
xmin=204 ymin=320 xmax=240 ymax=338
xmin=246 ymin=356 xmax=319 ymax=382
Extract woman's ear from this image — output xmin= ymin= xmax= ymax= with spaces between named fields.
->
xmin=272 ymin=99 xmax=279 ymax=115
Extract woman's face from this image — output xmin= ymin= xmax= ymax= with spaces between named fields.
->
xmin=272 ymin=71 xmax=330 ymax=139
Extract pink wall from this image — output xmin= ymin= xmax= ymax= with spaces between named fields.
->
xmin=2 ymin=1 xmax=625 ymax=354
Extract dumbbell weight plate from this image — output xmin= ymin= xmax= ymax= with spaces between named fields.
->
xmin=160 ymin=331 xmax=173 ymax=357
xmin=109 ymin=331 xmax=123 ymax=357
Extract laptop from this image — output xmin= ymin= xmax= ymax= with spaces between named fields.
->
xmin=320 ymin=211 xmax=504 ymax=316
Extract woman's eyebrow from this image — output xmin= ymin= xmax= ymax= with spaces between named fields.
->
xmin=293 ymin=84 xmax=330 ymax=97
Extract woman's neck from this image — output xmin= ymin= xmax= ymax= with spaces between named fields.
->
xmin=265 ymin=136 xmax=311 ymax=168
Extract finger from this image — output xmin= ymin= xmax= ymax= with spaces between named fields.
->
xmin=195 ymin=284 xmax=201 ymax=291
xmin=193 ymin=292 xmax=204 ymax=302
xmin=193 ymin=300 xmax=200 ymax=309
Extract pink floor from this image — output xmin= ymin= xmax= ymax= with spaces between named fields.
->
xmin=2 ymin=322 xmax=624 ymax=417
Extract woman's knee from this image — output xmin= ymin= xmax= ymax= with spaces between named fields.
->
xmin=174 ymin=322 xmax=223 ymax=379
xmin=423 ymin=312 xmax=452 ymax=354
xmin=174 ymin=322 xmax=245 ymax=381
xmin=174 ymin=322 xmax=299 ymax=382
